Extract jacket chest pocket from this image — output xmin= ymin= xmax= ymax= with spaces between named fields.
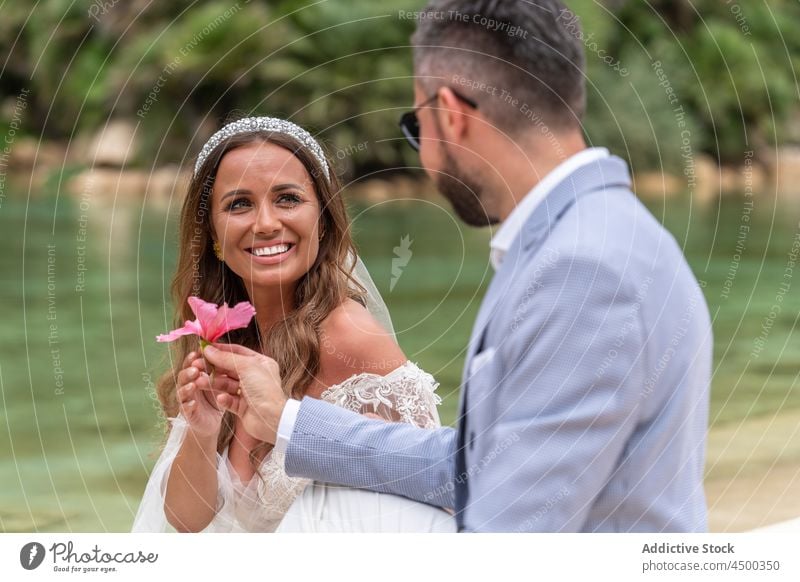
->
xmin=464 ymin=346 xmax=500 ymax=452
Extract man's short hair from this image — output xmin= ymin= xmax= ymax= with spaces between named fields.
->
xmin=412 ymin=0 xmax=586 ymax=136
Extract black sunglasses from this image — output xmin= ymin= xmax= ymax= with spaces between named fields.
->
xmin=399 ymin=89 xmax=479 ymax=151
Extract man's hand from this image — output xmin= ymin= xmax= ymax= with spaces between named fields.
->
xmin=199 ymin=343 xmax=288 ymax=444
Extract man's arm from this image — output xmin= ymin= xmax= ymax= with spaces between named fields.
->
xmin=203 ymin=343 xmax=459 ymax=508
xmin=284 ymin=398 xmax=458 ymax=509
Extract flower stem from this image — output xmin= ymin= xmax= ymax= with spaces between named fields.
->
xmin=199 ymin=339 xmax=215 ymax=389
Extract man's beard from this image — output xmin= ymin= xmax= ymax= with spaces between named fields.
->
xmin=434 ymin=147 xmax=500 ymax=227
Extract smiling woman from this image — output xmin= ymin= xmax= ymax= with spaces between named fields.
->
xmin=131 ymin=116 xmax=452 ymax=533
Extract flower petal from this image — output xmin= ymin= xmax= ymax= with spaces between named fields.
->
xmin=158 ymin=298 xmax=255 ymax=344
xmin=156 ymin=320 xmax=202 ymax=343
xmin=187 ymin=296 xmax=220 ymax=338
xmin=205 ymin=303 xmax=229 ymax=342
xmin=225 ymin=301 xmax=258 ymax=330
xmin=205 ymin=301 xmax=256 ymax=342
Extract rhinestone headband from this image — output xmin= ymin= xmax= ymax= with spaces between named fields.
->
xmin=194 ymin=116 xmax=330 ymax=180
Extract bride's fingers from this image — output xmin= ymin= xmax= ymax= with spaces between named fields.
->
xmin=178 ymin=356 xmax=226 ymax=388
xmin=178 ymin=382 xmax=199 ymax=404
xmin=180 ymin=382 xmax=222 ymax=415
xmin=182 ymin=351 xmax=198 ymax=369
xmin=178 ymin=353 xmax=199 ymax=381
xmin=199 ymin=385 xmax=221 ymax=411
xmin=190 ymin=357 xmax=207 ymax=372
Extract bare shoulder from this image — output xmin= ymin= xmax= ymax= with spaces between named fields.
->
xmin=315 ymin=298 xmax=407 ymax=389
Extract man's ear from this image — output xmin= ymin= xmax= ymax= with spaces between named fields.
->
xmin=435 ymin=87 xmax=472 ymax=146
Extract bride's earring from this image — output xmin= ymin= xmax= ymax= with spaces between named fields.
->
xmin=213 ymin=241 xmax=224 ymax=262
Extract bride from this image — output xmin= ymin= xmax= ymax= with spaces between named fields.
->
xmin=132 ymin=116 xmax=455 ymax=532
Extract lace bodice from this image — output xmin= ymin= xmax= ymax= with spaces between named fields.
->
xmin=131 ymin=361 xmax=441 ymax=533
xmin=320 ymin=362 xmax=442 ymax=429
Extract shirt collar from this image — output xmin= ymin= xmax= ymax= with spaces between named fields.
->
xmin=489 ymin=147 xmax=610 ymax=270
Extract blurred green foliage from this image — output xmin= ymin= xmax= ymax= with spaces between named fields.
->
xmin=0 ymin=0 xmax=798 ymax=174
xmin=590 ymin=0 xmax=800 ymax=167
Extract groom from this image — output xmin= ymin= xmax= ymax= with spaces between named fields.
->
xmin=205 ymin=0 xmax=712 ymax=532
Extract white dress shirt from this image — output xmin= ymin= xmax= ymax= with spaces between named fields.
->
xmin=274 ymin=147 xmax=610 ymax=454
xmin=274 ymin=398 xmax=301 ymax=454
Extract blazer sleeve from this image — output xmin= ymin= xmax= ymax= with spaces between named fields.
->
xmin=464 ymin=256 xmax=647 ymax=532
xmin=284 ymin=397 xmax=458 ymax=509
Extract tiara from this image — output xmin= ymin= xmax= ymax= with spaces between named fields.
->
xmin=194 ymin=116 xmax=330 ymax=180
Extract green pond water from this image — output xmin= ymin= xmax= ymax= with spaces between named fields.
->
xmin=1 ymin=188 xmax=799 ymax=532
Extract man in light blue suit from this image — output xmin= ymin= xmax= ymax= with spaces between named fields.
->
xmin=206 ymin=0 xmax=712 ymax=532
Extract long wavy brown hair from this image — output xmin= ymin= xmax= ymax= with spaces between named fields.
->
xmin=156 ymin=127 xmax=365 ymax=474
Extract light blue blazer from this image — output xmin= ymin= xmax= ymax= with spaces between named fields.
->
xmin=285 ymin=155 xmax=712 ymax=532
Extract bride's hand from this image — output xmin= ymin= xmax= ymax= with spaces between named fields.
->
xmin=177 ymin=351 xmax=223 ymax=438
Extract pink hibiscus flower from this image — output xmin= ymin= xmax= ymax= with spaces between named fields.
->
xmin=156 ymin=297 xmax=256 ymax=345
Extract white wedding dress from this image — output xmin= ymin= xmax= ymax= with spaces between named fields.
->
xmin=131 ymin=361 xmax=456 ymax=533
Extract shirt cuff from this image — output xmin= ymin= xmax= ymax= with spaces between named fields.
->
xmin=273 ymin=398 xmax=301 ymax=455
